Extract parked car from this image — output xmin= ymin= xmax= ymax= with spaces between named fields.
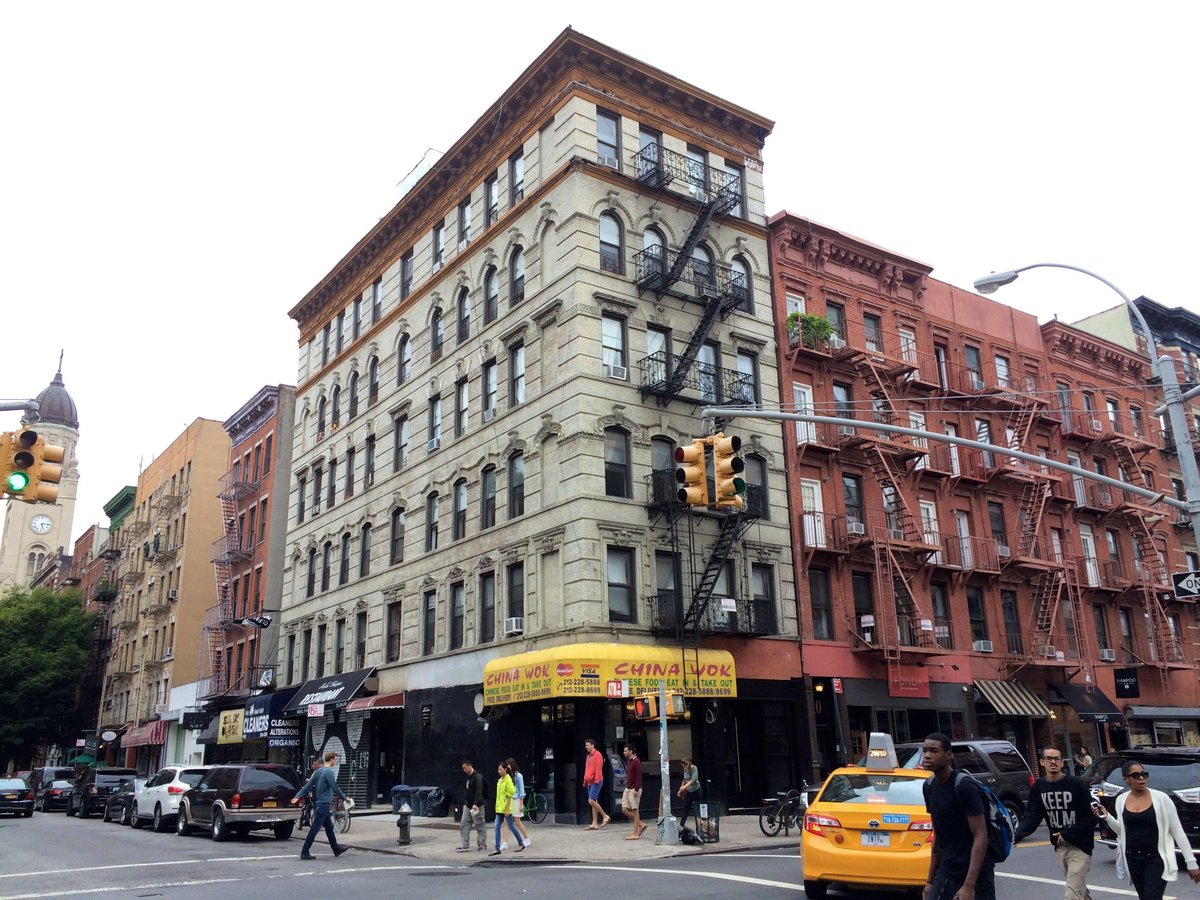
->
xmin=1084 ymin=747 xmax=1200 ymax=854
xmin=26 ymin=766 xmax=77 ymax=800
xmin=176 ymin=764 xmax=301 ymax=841
xmin=34 ymin=779 xmax=75 ymax=812
xmin=133 ymin=766 xmax=208 ymax=831
xmin=67 ymin=767 xmax=138 ymax=818
xmin=103 ymin=777 xmax=146 ymax=825
xmin=0 ymin=777 xmax=35 ymax=817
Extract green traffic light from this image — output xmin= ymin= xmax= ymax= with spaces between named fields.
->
xmin=732 ymin=476 xmax=746 ymax=494
xmin=5 ymin=471 xmax=30 ymax=492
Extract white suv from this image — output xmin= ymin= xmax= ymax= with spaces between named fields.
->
xmin=133 ymin=766 xmax=209 ymax=832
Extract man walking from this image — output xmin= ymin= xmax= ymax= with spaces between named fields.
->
xmin=621 ymin=745 xmax=645 ymax=839
xmin=922 ymin=733 xmax=995 ymax=900
xmin=290 ymin=751 xmax=349 ymax=860
xmin=457 ymin=758 xmax=486 ymax=852
xmin=1014 ymin=746 xmax=1095 ymax=900
xmin=583 ymin=738 xmax=609 ymax=829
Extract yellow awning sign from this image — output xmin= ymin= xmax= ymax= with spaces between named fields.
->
xmin=482 ymin=642 xmax=736 ymax=707
xmin=218 ymin=709 xmax=244 ymax=745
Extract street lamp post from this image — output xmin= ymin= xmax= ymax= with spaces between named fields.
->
xmin=975 ymin=262 xmax=1200 ymax=553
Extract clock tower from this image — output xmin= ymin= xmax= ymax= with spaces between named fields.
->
xmin=0 ymin=364 xmax=80 ymax=589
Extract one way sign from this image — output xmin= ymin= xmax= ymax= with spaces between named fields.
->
xmin=1172 ymin=570 xmax=1200 ymax=599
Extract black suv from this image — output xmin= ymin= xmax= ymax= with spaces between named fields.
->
xmin=26 ymin=766 xmax=77 ymax=800
xmin=891 ymin=739 xmax=1034 ymax=819
xmin=67 ymin=767 xmax=138 ymax=818
xmin=176 ymin=764 xmax=301 ymax=842
xmin=1083 ymin=748 xmax=1200 ymax=853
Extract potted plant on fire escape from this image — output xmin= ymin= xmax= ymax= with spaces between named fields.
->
xmin=786 ymin=312 xmax=836 ymax=352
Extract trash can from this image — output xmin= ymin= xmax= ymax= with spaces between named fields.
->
xmin=391 ymin=785 xmax=413 ymax=815
xmin=694 ymin=801 xmax=720 ymax=844
xmin=412 ymin=786 xmax=434 ymax=817
xmin=425 ymin=786 xmax=449 ymax=818
xmin=396 ymin=803 xmax=412 ymax=845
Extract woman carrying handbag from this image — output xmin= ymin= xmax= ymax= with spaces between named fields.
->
xmin=1093 ymin=760 xmax=1200 ymax=899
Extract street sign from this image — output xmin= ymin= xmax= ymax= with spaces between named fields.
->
xmin=1172 ymin=570 xmax=1200 ymax=599
xmin=307 ymin=703 xmax=325 ymax=718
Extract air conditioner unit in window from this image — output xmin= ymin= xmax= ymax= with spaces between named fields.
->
xmin=971 ymin=376 xmax=986 ymax=390
xmin=828 ymin=335 xmax=847 ymax=349
xmin=997 ymin=544 xmax=1011 ymax=558
xmin=482 ymin=408 xmax=497 ymax=423
xmin=837 ymin=425 xmax=858 ymax=436
xmin=503 ymin=616 xmax=524 ymax=637
xmin=1090 ymin=418 xmax=1103 ymax=432
xmin=167 ymin=589 xmax=178 ymax=601
xmin=847 ymin=522 xmax=866 ymax=536
xmin=603 ymin=364 xmax=628 ymax=381
xmin=427 ymin=438 xmax=441 ymax=452
xmin=1098 ymin=648 xmax=1117 ymax=662
xmin=432 ymin=259 xmax=443 ymax=272
xmin=972 ymin=640 xmax=994 ymax=653
xmin=688 ymin=184 xmax=709 ymax=203
xmin=457 ymin=238 xmax=469 ymax=252
xmin=309 ymin=502 xmax=321 ymax=516
xmin=597 ymin=154 xmax=619 ymax=169
xmin=1041 ymin=645 xmax=1057 ymax=658
xmin=888 ymin=528 xmax=906 ymax=541
xmin=163 ymin=648 xmax=173 ymax=661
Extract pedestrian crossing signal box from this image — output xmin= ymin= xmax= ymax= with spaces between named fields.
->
xmin=632 ymin=693 xmax=686 ymax=721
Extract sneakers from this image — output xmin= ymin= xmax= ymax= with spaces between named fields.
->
xmin=456 ymin=847 xmax=471 ymax=853
xmin=476 ymin=844 xmax=486 ymax=851
xmin=488 ymin=850 xmax=501 ymax=856
xmin=300 ymin=853 xmax=317 ymax=860
xmin=523 ymin=837 xmax=531 ymax=847
xmin=332 ymin=846 xmax=347 ymax=858
xmin=500 ymin=842 xmax=508 ymax=850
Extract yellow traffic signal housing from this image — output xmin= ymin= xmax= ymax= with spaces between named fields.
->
xmin=674 ymin=439 xmax=710 ymax=506
xmin=632 ymin=695 xmax=659 ymax=721
xmin=665 ymin=692 xmax=686 ymax=717
xmin=712 ymin=432 xmax=746 ymax=509
xmin=2 ymin=430 xmax=64 ymax=504
xmin=32 ymin=434 xmax=65 ymax=503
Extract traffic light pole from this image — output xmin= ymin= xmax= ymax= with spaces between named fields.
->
xmin=0 ymin=399 xmax=40 ymax=416
xmin=654 ymin=678 xmax=678 ymax=845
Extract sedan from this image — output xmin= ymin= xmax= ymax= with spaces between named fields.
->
xmin=0 ymin=778 xmax=34 ymax=817
xmin=34 ymin=779 xmax=75 ymax=812
xmin=103 ymin=778 xmax=146 ymax=825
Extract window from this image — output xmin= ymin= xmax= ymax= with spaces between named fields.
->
xmin=994 ymin=354 xmax=1011 ymax=388
xmin=508 ymin=562 xmax=525 ymax=618
xmin=932 ymin=583 xmax=953 ymax=649
xmin=258 ymin=499 xmax=267 ymax=543
xmin=301 ymin=629 xmax=312 ymax=681
xmin=321 ymin=541 xmax=332 ymax=592
xmin=354 ymin=611 xmax=367 ymax=668
xmin=751 ymin=564 xmax=775 ymax=623
xmin=863 ymin=313 xmax=883 ymax=353
xmin=397 ymin=335 xmax=412 ymax=384
xmin=335 ymin=312 xmax=345 ymax=356
xmin=479 ymin=572 xmax=496 ymax=643
xmin=691 ymin=244 xmax=713 ymax=288
xmin=607 ymin=547 xmax=635 ymax=623
xmin=335 ymin=619 xmax=346 ymax=673
xmin=371 ymin=278 xmax=382 ymax=324
xmin=364 ymin=435 xmax=375 ymax=487
xmin=316 ymin=624 xmax=327 ymax=677
xmin=601 ymin=313 xmax=625 ymax=371
xmin=637 ymin=126 xmax=661 ymax=177
xmin=400 ymin=251 xmax=414 ymax=299
xmin=425 ymin=493 xmax=439 ymax=552
xmin=330 ymin=386 xmax=341 ymax=430
xmin=430 ymin=309 xmax=444 ymax=361
xmin=297 ymin=474 xmax=307 ymax=524
xmin=509 ymin=343 xmax=525 ymax=407
xmin=510 ymin=247 xmax=525 ymax=304
xmin=306 ymin=548 xmax=317 ymax=598
xmin=642 ymin=228 xmax=665 ymax=279
xmin=312 ymin=466 xmax=323 ymax=512
xmin=596 ymin=109 xmax=620 ymax=164
xmin=456 ymin=287 xmax=471 ymax=343
xmin=1118 ymin=608 xmax=1135 ymax=663
xmin=428 ymin=396 xmax=442 ymax=448
xmin=432 ymin=222 xmax=445 ymax=270
xmin=450 ymin=582 xmax=465 ymax=650
xmin=508 ymin=453 xmax=525 ymax=518
xmin=730 ymin=257 xmax=751 ymax=312
xmin=723 ymin=160 xmax=745 ymax=218
xmin=263 ymin=435 xmax=272 ymax=474
xmin=327 ymin=458 xmax=337 ymax=508
xmin=484 ymin=267 xmax=499 ymax=324
xmin=1093 ymin=604 xmax=1111 ymax=651
xmin=843 ymin=474 xmax=863 ymax=525
xmin=604 ymin=428 xmax=631 ymax=498
xmin=453 ymin=478 xmax=468 ymax=540
xmin=987 ymin=502 xmax=1006 ymax=547
xmin=368 ymin=357 xmax=379 ymax=404
xmin=389 ymin=508 xmax=405 ymax=565
xmin=339 ymin=532 xmax=351 ymax=585
xmin=422 ymin=590 xmax=436 ymax=656
xmin=826 ymin=302 xmax=846 ymax=340
xmin=481 ymin=465 xmax=496 ymax=529
xmin=485 ymin=175 xmax=499 ymax=227
xmin=455 ymin=378 xmax=469 ymax=438
xmin=599 ymin=212 xmax=622 ymax=273
xmin=348 ymin=372 xmax=359 ymax=419
xmin=808 ymin=569 xmax=832 ymax=640
xmin=482 ymin=360 xmax=497 ymax=419
xmin=286 ymin=634 xmax=296 ymax=684
xmin=344 ymin=445 xmax=355 ymax=498
xmin=457 ymin=197 xmax=471 ymax=246
xmin=1000 ymin=589 xmax=1022 ymax=654
xmin=386 ymin=602 xmax=402 ymax=662
xmin=967 ymin=587 xmax=989 ymax=642
xmin=321 ymin=324 xmax=330 ymax=367
xmin=393 ymin=415 xmax=409 ymax=471
xmin=351 ymin=297 xmax=362 ymax=342
xmin=509 ymin=151 xmax=524 ymax=205
xmin=359 ymin=523 xmax=372 ymax=577
xmin=734 ymin=350 xmax=758 ymax=404
xmin=745 ymin=455 xmax=768 ymax=519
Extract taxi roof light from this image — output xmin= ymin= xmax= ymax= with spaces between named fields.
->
xmin=864 ymin=731 xmax=900 ymax=771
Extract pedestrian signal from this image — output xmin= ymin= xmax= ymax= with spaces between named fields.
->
xmin=632 ymin=695 xmax=659 ymax=721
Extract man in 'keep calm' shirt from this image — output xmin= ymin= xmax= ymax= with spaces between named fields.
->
xmin=1014 ymin=746 xmax=1096 ymax=900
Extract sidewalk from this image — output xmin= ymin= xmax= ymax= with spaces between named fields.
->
xmin=322 ymin=809 xmax=798 ymax=865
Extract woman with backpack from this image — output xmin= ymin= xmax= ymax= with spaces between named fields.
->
xmin=505 ymin=757 xmax=530 ymax=848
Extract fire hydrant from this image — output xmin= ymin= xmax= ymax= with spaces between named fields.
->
xmin=396 ymin=802 xmax=412 ymax=845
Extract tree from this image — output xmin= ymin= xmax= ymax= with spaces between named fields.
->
xmin=0 ymin=586 xmax=96 ymax=768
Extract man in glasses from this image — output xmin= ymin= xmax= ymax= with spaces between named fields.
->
xmin=1013 ymin=746 xmax=1096 ymax=900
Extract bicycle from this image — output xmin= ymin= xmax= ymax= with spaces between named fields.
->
xmin=298 ymin=794 xmax=351 ymax=833
xmin=758 ymin=789 xmax=804 ymax=837
xmin=523 ymin=788 xmax=548 ymax=824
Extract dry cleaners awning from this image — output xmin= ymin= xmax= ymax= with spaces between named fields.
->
xmin=1052 ymin=683 xmax=1122 ymax=722
xmin=974 ymin=680 xmax=1051 ymax=718
xmin=283 ymin=667 xmax=376 ymax=715
xmin=483 ymin=642 xmax=736 ymax=707
xmin=346 ymin=691 xmax=406 ymax=712
xmin=123 ymin=719 xmax=167 ymax=747
xmin=243 ymin=688 xmax=302 ymax=748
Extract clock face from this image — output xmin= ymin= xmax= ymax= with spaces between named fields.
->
xmin=31 ymin=514 xmax=53 ymax=535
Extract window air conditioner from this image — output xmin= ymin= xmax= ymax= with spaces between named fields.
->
xmin=309 ymin=502 xmax=321 ymax=516
xmin=838 ymin=425 xmax=858 ymax=436
xmin=688 ymin=184 xmax=709 ymax=203
xmin=457 ymin=239 xmax=469 ymax=252
xmin=597 ymin=154 xmax=619 ymax=170
xmin=432 ymin=259 xmax=443 ymax=272
xmin=847 ymin=522 xmax=866 ymax=536
xmin=163 ymin=648 xmax=173 ymax=661
xmin=602 ymin=364 xmax=628 ymax=381
xmin=1099 ymin=648 xmax=1117 ymax=662
xmin=503 ymin=616 xmax=524 ymax=637
xmin=427 ymin=438 xmax=441 ymax=452
xmin=972 ymin=640 xmax=994 ymax=653
xmin=1041 ymin=645 xmax=1057 ymax=658
xmin=889 ymin=528 xmax=906 ymax=542
xmin=167 ymin=589 xmax=178 ymax=601
xmin=1090 ymin=418 xmax=1103 ymax=432
xmin=828 ymin=335 xmax=847 ymax=350
xmin=482 ymin=408 xmax=497 ymax=423
xmin=997 ymin=544 xmax=1011 ymax=558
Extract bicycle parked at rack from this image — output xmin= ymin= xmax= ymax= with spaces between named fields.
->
xmin=759 ymin=788 xmax=805 ymax=836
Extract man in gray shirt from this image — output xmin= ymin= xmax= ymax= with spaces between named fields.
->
xmin=291 ymin=751 xmax=350 ymax=860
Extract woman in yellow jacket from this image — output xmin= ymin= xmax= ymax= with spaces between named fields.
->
xmin=490 ymin=761 xmax=526 ymax=856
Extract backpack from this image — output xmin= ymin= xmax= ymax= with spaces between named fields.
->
xmin=679 ymin=825 xmax=700 ymax=845
xmin=949 ymin=771 xmax=1013 ymax=863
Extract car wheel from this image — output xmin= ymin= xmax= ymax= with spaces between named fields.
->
xmin=79 ymin=800 xmax=90 ymax=819
xmin=121 ymin=803 xmax=131 ymax=826
xmin=66 ymin=798 xmax=76 ymax=817
xmin=102 ymin=804 xmax=110 ymax=822
xmin=274 ymin=821 xmax=295 ymax=840
xmin=803 ymin=879 xmax=829 ymax=899
xmin=131 ymin=802 xmax=144 ymax=829
xmin=153 ymin=804 xmax=168 ymax=833
xmin=176 ymin=805 xmax=193 ymax=836
xmin=212 ymin=809 xmax=229 ymax=842
xmin=24 ymin=809 xmax=33 ymax=818
xmin=1002 ymin=798 xmax=1021 ymax=829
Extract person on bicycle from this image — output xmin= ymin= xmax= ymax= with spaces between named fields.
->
xmin=291 ymin=751 xmax=349 ymax=861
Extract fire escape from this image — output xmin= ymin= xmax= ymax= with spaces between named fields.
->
xmin=203 ymin=467 xmax=256 ymax=697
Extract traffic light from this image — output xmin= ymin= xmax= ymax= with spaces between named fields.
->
xmin=30 ymin=432 xmax=64 ymax=503
xmin=665 ymin=692 xmax=686 ymax=717
xmin=632 ymin=695 xmax=659 ymax=721
xmin=674 ymin=439 xmax=710 ymax=506
xmin=712 ymin=432 xmax=746 ymax=509
xmin=0 ymin=429 xmax=64 ymax=504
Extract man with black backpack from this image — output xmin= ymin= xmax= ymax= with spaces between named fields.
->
xmin=922 ymin=732 xmax=996 ymax=900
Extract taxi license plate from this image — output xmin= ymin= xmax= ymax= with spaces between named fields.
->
xmin=3 ymin=794 xmax=16 ymax=800
xmin=263 ymin=800 xmax=277 ymax=808
xmin=861 ymin=831 xmax=890 ymax=847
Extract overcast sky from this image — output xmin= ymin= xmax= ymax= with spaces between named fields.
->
xmin=2 ymin=1 xmax=1196 ymax=547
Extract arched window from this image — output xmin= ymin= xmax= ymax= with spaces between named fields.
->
xmin=321 ymin=541 xmax=333 ymax=591
xmin=347 ymin=372 xmax=360 ymax=419
xmin=430 ymin=310 xmax=444 ymax=362
xmin=397 ymin=335 xmax=412 ymax=385
xmin=510 ymin=248 xmax=525 ymax=305
xmin=330 ymin=386 xmax=341 ymax=429
xmin=426 ymin=492 xmax=440 ymax=552
xmin=746 ymin=454 xmax=769 ymax=519
xmin=650 ymin=436 xmax=676 ymax=501
xmin=481 ymin=465 xmax=497 ymax=529
xmin=317 ymin=397 xmax=327 ymax=436
xmin=368 ymin=356 xmax=380 ymax=404
xmin=484 ymin=267 xmax=499 ymax=324
xmin=307 ymin=548 xmax=317 ymax=598
xmin=508 ymin=453 xmax=525 ymax=518
xmin=604 ymin=428 xmax=631 ymax=498
xmin=339 ymin=532 xmax=351 ymax=585
xmin=456 ymin=287 xmax=471 ymax=343
xmin=389 ymin=509 xmax=405 ymax=565
xmin=691 ymin=244 xmax=714 ymax=288
xmin=642 ymin=228 xmax=666 ymax=280
xmin=453 ymin=478 xmax=468 ymax=540
xmin=731 ymin=256 xmax=752 ymax=312
xmin=360 ymin=523 xmax=373 ymax=577
xmin=599 ymin=213 xmax=622 ymax=274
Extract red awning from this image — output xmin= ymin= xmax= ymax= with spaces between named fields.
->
xmin=124 ymin=719 xmax=167 ymax=747
xmin=346 ymin=691 xmax=405 ymax=712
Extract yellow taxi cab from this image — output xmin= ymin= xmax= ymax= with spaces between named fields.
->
xmin=801 ymin=732 xmax=932 ymax=898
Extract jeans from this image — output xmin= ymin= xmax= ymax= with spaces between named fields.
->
xmin=1057 ymin=842 xmax=1093 ymax=900
xmin=1127 ymin=850 xmax=1166 ymax=900
xmin=459 ymin=805 xmax=484 ymax=848
xmin=494 ymin=811 xmax=523 ymax=850
xmin=301 ymin=801 xmax=341 ymax=856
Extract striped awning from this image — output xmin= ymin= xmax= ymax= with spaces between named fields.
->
xmin=974 ymin=680 xmax=1051 ymax=718
xmin=123 ymin=719 xmax=167 ymax=747
xmin=347 ymin=691 xmax=405 ymax=712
